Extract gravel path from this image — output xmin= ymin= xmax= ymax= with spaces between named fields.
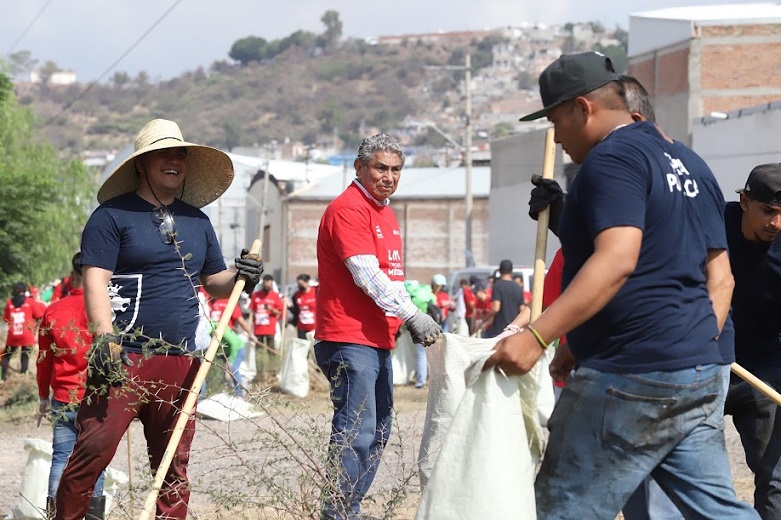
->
xmin=0 ymin=381 xmax=755 ymax=520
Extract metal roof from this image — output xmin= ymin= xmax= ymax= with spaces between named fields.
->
xmin=632 ymin=2 xmax=781 ymax=23
xmin=629 ymin=3 xmax=781 ymax=57
xmin=287 ymin=166 xmax=491 ymax=201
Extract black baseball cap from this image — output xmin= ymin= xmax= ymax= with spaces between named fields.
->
xmin=520 ymin=52 xmax=620 ymax=122
xmin=737 ymin=163 xmax=781 ymax=206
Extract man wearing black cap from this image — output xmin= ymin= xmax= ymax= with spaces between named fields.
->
xmin=486 ymin=52 xmax=756 ymax=518
xmin=725 ymin=163 xmax=781 ymax=518
xmin=480 ymin=259 xmax=525 ymax=338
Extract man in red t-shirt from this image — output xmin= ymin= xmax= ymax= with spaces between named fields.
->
xmin=314 ymin=134 xmax=441 ymax=520
xmin=291 ymin=273 xmax=317 ymax=340
xmin=37 ymin=253 xmax=106 ymax=518
xmin=249 ymin=275 xmax=284 ymax=350
xmin=2 ymin=282 xmax=45 ymax=380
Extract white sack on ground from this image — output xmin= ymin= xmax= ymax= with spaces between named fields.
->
xmin=279 ymin=337 xmax=312 ymax=397
xmin=416 ymin=333 xmax=545 ymax=520
xmin=196 ymin=393 xmax=264 ymax=422
xmin=391 ymin=328 xmax=417 ymax=386
xmin=12 ymin=439 xmax=127 ymax=520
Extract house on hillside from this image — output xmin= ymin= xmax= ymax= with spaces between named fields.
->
xmin=628 ymin=2 xmax=781 ymax=144
xmin=252 ymin=167 xmax=491 ymax=286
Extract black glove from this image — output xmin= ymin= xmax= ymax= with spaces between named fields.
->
xmin=528 ymin=174 xmax=565 ymax=236
xmin=235 ymin=248 xmax=263 ymax=295
xmin=407 ymin=311 xmax=442 ymax=347
xmin=88 ymin=333 xmax=132 ymax=387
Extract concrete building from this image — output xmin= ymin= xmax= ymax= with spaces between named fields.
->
xmin=489 ymin=128 xmax=565 ymax=268
xmin=692 ymin=99 xmax=781 ymax=199
xmin=628 ymin=2 xmax=781 ymax=144
xmin=264 ymin=167 xmax=491 ymax=286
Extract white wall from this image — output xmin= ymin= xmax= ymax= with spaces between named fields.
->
xmin=692 ymin=104 xmax=781 ymax=201
xmin=489 ymin=129 xmax=564 ymax=267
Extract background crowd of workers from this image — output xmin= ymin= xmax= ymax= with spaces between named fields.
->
xmin=5 ymin=51 xmax=781 ymax=520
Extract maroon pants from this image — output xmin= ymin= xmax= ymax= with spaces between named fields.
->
xmin=55 ymin=353 xmax=200 ymax=520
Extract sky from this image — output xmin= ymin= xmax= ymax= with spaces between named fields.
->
xmin=0 ymin=0 xmax=767 ymax=83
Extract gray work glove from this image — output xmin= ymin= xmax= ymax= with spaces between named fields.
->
xmin=529 ymin=175 xmax=565 ymax=237
xmin=235 ymin=248 xmax=264 ymax=295
xmin=406 ymin=311 xmax=442 ymax=347
xmin=88 ymin=333 xmax=132 ymax=388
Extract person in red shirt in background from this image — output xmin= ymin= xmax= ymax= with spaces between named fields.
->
xmin=461 ymin=277 xmax=478 ymax=335
xmin=209 ymin=294 xmax=256 ymax=397
xmin=2 ymin=281 xmax=45 ymax=380
xmin=37 ymin=253 xmax=106 ymax=519
xmin=472 ymin=280 xmax=494 ymax=337
xmin=249 ymin=275 xmax=284 ymax=350
xmin=291 ymin=273 xmax=317 ymax=340
xmin=50 ymin=275 xmax=74 ymax=304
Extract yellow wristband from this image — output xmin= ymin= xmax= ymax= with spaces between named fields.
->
xmin=527 ymin=325 xmax=549 ymax=349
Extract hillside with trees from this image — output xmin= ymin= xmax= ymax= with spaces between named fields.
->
xmin=8 ymin=11 xmax=627 ymax=157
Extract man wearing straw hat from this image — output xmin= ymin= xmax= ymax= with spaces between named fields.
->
xmin=54 ymin=119 xmax=264 ymax=520
xmin=485 ymin=52 xmax=757 ymax=518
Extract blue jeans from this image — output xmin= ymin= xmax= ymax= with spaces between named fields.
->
xmin=536 ymin=364 xmax=758 ymax=520
xmin=623 ymin=365 xmax=733 ymax=520
xmin=725 ymin=366 xmax=781 ymax=518
xmin=49 ymin=399 xmax=105 ymax=498
xmin=230 ymin=347 xmax=246 ymax=397
xmin=415 ymin=344 xmax=427 ymax=388
xmin=314 ymin=342 xmax=393 ymax=520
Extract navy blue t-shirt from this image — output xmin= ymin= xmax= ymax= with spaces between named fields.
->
xmin=673 ymin=141 xmax=735 ymax=364
xmin=81 ymin=192 xmax=226 ymax=353
xmin=558 ymin=122 xmax=725 ymax=373
xmin=725 ymin=201 xmax=781 ymax=369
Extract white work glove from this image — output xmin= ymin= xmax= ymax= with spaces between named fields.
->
xmin=406 ymin=311 xmax=442 ymax=347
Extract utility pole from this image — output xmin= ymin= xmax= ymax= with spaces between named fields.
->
xmin=464 ymin=53 xmax=473 ymax=259
xmin=424 ymin=53 xmax=474 ymax=266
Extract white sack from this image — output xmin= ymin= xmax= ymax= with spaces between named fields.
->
xmin=391 ymin=328 xmax=417 ymax=386
xmin=279 ymin=337 xmax=312 ymax=398
xmin=416 ymin=333 xmax=545 ymax=520
xmin=196 ymin=392 xmax=264 ymax=422
xmin=12 ymin=439 xmax=128 ymax=519
xmin=13 ymin=438 xmax=51 ymax=519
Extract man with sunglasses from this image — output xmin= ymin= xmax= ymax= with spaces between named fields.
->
xmin=54 ymin=119 xmax=263 ymax=520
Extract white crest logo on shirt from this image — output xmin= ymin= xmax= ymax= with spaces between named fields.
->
xmin=375 ymin=225 xmax=384 ymax=238
xmin=107 ymin=274 xmax=143 ymax=333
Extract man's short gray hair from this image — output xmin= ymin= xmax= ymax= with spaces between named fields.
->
xmin=356 ymin=133 xmax=405 ymax=167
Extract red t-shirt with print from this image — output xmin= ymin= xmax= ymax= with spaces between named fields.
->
xmin=209 ymin=298 xmax=242 ymax=329
xmin=293 ymin=288 xmax=318 ymax=332
xmin=316 ymin=182 xmax=404 ymax=349
xmin=3 ymin=296 xmax=45 ymax=347
xmin=249 ymin=290 xmax=283 ymax=336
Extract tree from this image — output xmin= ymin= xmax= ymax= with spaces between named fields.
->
xmin=0 ymin=73 xmax=92 ymax=294
xmin=7 ymin=50 xmax=38 ymax=81
xmin=223 ymin=117 xmax=241 ymax=151
xmin=111 ymin=71 xmax=130 ymax=89
xmin=38 ymin=60 xmax=60 ymax=84
xmin=229 ymin=36 xmax=268 ymax=66
xmin=321 ymin=10 xmax=343 ymax=48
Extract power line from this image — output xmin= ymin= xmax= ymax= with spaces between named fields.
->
xmin=42 ymin=0 xmax=183 ymax=128
xmin=7 ymin=0 xmax=53 ymax=55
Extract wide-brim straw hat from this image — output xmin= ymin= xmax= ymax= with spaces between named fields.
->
xmin=97 ymin=118 xmax=234 ymax=208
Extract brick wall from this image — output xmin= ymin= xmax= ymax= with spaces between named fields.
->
xmin=701 ymin=42 xmax=781 ymax=90
xmin=284 ymin=197 xmax=490 ymax=285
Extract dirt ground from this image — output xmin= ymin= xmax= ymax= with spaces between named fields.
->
xmin=0 ymin=355 xmax=757 ymax=520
